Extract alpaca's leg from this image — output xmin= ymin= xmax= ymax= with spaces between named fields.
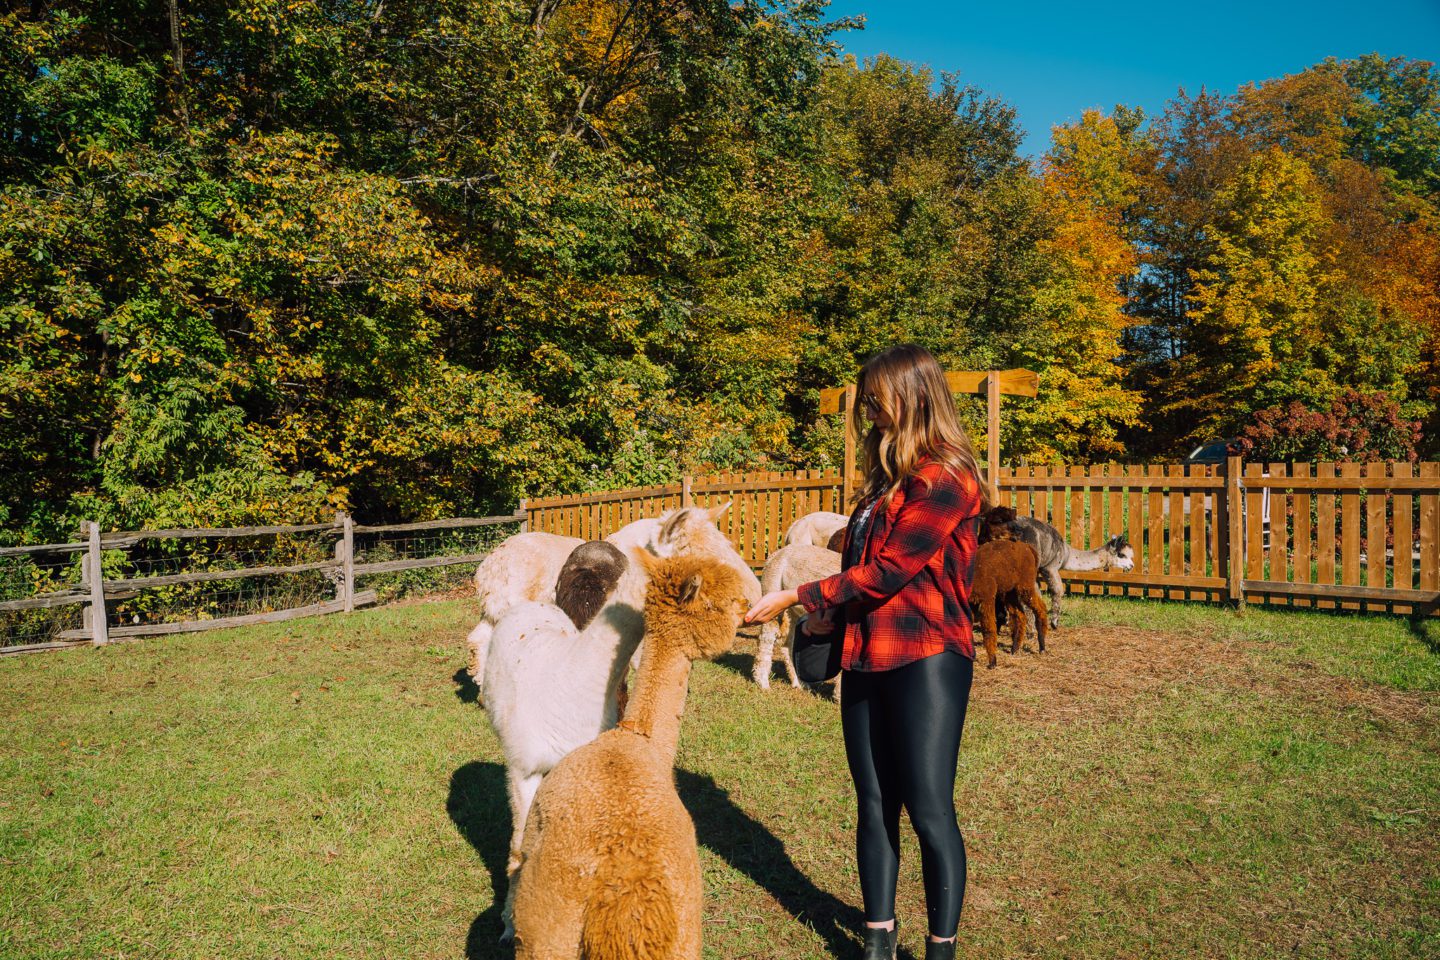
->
xmin=830 ymin=671 xmax=842 ymax=703
xmin=1044 ymin=567 xmax=1064 ymax=628
xmin=501 ymin=771 xmax=543 ymax=942
xmin=780 ymin=610 xmax=803 ymax=688
xmin=977 ymin=589 xmax=999 ymax=668
xmin=753 ymin=620 xmax=777 ymax=689
xmin=1026 ymin=587 xmax=1049 ymax=653
xmin=1008 ymin=597 xmax=1027 ymax=654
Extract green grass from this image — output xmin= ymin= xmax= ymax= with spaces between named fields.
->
xmin=2 ymin=595 xmax=1437 ymax=959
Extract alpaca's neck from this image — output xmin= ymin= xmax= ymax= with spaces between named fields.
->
xmin=617 ymin=640 xmax=694 ymax=761
xmin=1062 ymin=546 xmax=1111 ymax=571
xmin=578 ymin=575 xmax=647 ymax=705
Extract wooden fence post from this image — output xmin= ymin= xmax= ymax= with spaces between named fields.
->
xmin=1225 ymin=455 xmax=1245 ymax=610
xmin=842 ymin=384 xmax=857 ymax=508
xmin=681 ymin=475 xmax=693 ymax=508
xmin=84 ymin=521 xmax=109 ymax=645
xmin=987 ymin=370 xmax=1001 ymax=490
xmin=337 ymin=512 xmax=355 ymax=613
xmin=517 ymin=499 xmax=529 ymax=533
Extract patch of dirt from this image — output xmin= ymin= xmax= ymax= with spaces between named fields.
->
xmin=972 ymin=623 xmax=1438 ymax=733
xmin=970 ymin=624 xmax=1230 ymax=723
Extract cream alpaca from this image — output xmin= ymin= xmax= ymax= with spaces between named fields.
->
xmin=781 ymin=510 xmax=848 ymax=548
xmin=510 ymin=551 xmax=746 ymax=960
xmin=751 ymin=543 xmax=841 ymax=694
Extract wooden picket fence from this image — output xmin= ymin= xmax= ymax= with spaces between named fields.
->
xmin=527 ymin=469 xmax=847 ymax=568
xmin=6 ymin=457 xmax=1437 ymax=653
xmin=531 ymin=459 xmax=1440 ymax=617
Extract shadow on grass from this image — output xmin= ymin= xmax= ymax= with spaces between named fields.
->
xmin=446 ymin=761 xmax=511 ymax=960
xmin=1405 ymin=615 xmax=1440 ymax=655
xmin=452 ymin=667 xmax=480 ymax=705
xmin=677 ymin=768 xmax=866 ymax=959
xmin=714 ymin=650 xmax=757 ymax=683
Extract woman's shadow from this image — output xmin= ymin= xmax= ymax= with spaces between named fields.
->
xmin=446 ymin=762 xmax=867 ymax=959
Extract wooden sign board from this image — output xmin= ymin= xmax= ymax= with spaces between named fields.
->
xmin=818 ymin=368 xmax=1039 ymax=414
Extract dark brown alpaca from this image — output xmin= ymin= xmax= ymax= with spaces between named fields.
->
xmin=971 ymin=538 xmax=1049 ymax=669
xmin=977 ymin=504 xmax=1022 ymax=544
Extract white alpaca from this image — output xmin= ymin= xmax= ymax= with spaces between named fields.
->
xmin=484 ymin=540 xmax=646 ymax=943
xmin=752 ymin=543 xmax=841 ymax=696
xmin=782 ymin=510 xmax=849 ymax=548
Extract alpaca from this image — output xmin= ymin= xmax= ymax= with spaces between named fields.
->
xmin=510 ymin=551 xmax=747 ymax=960
xmin=990 ymin=509 xmax=1135 ymax=627
xmin=782 ymin=510 xmax=848 ymax=548
xmin=484 ymin=540 xmax=646 ymax=943
xmin=751 ymin=543 xmax=840 ymax=693
xmin=970 ymin=539 xmax=1049 ymax=669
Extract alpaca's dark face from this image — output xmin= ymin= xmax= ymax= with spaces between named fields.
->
xmin=1106 ymin=535 xmax=1136 ymax=570
xmin=979 ymin=506 xmax=1020 ymax=544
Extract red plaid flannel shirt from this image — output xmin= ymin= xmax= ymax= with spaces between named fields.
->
xmin=796 ymin=458 xmax=982 ymax=671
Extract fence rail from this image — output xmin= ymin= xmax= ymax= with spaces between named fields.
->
xmin=5 ymin=458 xmax=1438 ymax=653
xmin=1 ymin=511 xmax=527 ymax=653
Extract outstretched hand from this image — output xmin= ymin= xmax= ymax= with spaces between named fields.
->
xmin=744 ymin=588 xmax=800 ymax=625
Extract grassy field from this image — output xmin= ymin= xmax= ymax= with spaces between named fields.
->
xmin=1 ymin=593 xmax=1437 ymax=960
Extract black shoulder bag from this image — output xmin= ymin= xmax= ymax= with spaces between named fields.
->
xmin=791 ymin=614 xmax=843 ymax=684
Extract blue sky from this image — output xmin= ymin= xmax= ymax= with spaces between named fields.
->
xmin=821 ymin=0 xmax=1440 ymax=157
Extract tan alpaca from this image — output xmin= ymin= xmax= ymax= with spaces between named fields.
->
xmin=510 ymin=552 xmax=746 ymax=960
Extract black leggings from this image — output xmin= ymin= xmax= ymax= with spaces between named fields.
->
xmin=841 ymin=650 xmax=973 ymax=937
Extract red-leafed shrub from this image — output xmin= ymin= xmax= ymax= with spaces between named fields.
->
xmin=1236 ymin=391 xmax=1422 ymax=463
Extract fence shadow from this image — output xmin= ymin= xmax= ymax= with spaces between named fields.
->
xmin=446 ymin=761 xmax=511 ymax=960
xmin=676 ymin=768 xmax=866 ymax=959
xmin=1406 ymin=613 xmax=1440 ymax=654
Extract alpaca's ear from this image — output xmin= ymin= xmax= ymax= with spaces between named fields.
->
xmin=658 ymin=510 xmax=686 ymax=545
xmin=707 ymin=500 xmax=731 ymax=522
xmin=678 ymin=573 xmax=703 ymax=606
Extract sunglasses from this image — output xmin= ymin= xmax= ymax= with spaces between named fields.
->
xmin=861 ymin=393 xmax=881 ymax=413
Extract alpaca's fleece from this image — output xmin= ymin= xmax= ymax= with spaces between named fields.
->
xmin=469 ymin=507 xmax=757 ymax=685
xmin=782 ymin=510 xmax=849 ymax=549
xmin=510 ymin=553 xmax=745 ymax=960
xmin=650 ymin=505 xmax=761 ymax=606
xmin=971 ymin=539 xmax=1048 ymax=669
xmin=752 ymin=543 xmax=840 ymax=692
xmin=514 ymin=737 xmax=697 ymax=960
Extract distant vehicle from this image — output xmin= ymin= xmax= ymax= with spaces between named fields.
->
xmin=1186 ymin=439 xmax=1236 ymax=464
xmin=1185 ymin=438 xmax=1269 ymax=544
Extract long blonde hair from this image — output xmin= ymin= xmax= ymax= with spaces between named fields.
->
xmin=852 ymin=344 xmax=990 ymax=507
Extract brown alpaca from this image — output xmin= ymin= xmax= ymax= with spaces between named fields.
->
xmin=971 ymin=539 xmax=1049 ymax=669
xmin=509 ymin=551 xmax=747 ymax=960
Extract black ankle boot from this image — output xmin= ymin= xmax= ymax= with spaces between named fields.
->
xmin=861 ymin=924 xmax=898 ymax=960
xmin=923 ymin=938 xmax=957 ymax=960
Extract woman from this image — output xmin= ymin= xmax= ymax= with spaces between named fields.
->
xmin=745 ymin=344 xmax=986 ymax=960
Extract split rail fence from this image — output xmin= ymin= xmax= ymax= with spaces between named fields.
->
xmin=0 ymin=511 xmax=526 ymax=654
xmin=5 ymin=457 xmax=1438 ymax=653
